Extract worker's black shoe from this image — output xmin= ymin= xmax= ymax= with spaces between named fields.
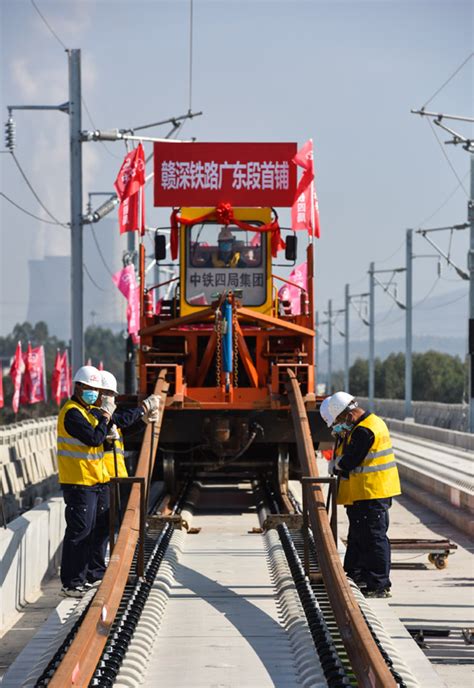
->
xmin=60 ymin=585 xmax=86 ymax=598
xmin=364 ymin=588 xmax=392 ymax=599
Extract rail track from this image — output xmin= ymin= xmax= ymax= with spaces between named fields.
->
xmin=9 ymin=371 xmax=423 ymax=688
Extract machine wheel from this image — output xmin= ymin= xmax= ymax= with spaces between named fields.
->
xmin=428 ymin=553 xmax=436 ymax=565
xmin=163 ymin=452 xmax=176 ymax=494
xmin=434 ymin=555 xmax=448 ymax=570
xmin=277 ymin=444 xmax=289 ymax=493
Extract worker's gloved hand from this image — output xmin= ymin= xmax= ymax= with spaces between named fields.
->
xmin=106 ymin=424 xmax=120 ymax=441
xmin=101 ymin=395 xmax=116 ymax=418
xmin=142 ymin=408 xmax=160 ymax=424
xmin=141 ymin=394 xmax=160 ymax=414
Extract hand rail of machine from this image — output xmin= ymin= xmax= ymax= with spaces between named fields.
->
xmin=49 ymin=370 xmax=169 ymax=688
xmin=286 ymin=369 xmax=396 ymax=688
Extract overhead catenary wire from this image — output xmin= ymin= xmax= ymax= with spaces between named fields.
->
xmin=416 ymin=169 xmax=470 ymax=229
xmin=30 ymin=0 xmax=67 ymax=50
xmin=188 ymin=0 xmax=194 ymax=112
xmin=422 ymin=52 xmax=474 ymax=108
xmin=0 ymin=191 xmax=67 ymax=226
xmin=83 ymin=262 xmax=107 ymax=292
xmin=427 ymin=119 xmax=469 ymax=195
xmin=88 ymin=223 xmax=115 ymax=277
xmin=10 ymin=152 xmax=68 ymax=225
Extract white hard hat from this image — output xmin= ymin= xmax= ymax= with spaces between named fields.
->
xmin=319 ymin=397 xmax=334 ymax=427
xmin=73 ymin=365 xmax=102 ymax=387
xmin=100 ymin=370 xmax=118 ymax=395
xmin=320 ymin=391 xmax=356 ymax=427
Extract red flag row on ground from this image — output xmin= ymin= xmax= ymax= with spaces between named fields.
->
xmin=3 ymin=343 xmax=74 ymax=413
xmin=291 ymin=139 xmax=321 ymax=238
xmin=114 ymin=143 xmax=146 ymax=235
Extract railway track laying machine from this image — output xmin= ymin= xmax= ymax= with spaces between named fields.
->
xmin=127 ymin=141 xmax=331 ymax=489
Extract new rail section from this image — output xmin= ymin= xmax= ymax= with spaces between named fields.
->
xmin=27 ymin=370 xmax=407 ymax=688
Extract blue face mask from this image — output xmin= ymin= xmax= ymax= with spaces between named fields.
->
xmin=332 ymin=422 xmax=353 ymax=436
xmin=81 ymin=389 xmax=99 ymax=405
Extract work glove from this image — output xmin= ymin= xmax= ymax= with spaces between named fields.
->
xmin=142 ymin=408 xmax=160 ymax=424
xmin=100 ymin=395 xmax=116 ymax=418
xmin=106 ymin=424 xmax=120 ymax=441
xmin=141 ymin=394 xmax=160 ymax=414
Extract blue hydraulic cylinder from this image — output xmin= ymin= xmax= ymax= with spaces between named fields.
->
xmin=222 ymin=301 xmax=233 ymax=374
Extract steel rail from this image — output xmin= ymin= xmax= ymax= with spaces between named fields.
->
xmin=286 ymin=369 xmax=396 ymax=688
xmin=48 ymin=371 xmax=169 ymax=688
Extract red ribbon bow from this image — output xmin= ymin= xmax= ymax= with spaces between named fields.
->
xmin=170 ymin=203 xmax=284 ymax=260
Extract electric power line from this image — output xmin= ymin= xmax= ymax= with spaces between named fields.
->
xmin=10 ymin=153 xmax=68 ymax=225
xmin=427 ymin=119 xmax=469 ymax=195
xmin=188 ymin=0 xmax=194 ymax=112
xmin=83 ymin=263 xmax=107 ymax=292
xmin=30 ymin=0 xmax=67 ymax=50
xmin=416 ymin=169 xmax=470 ymax=228
xmin=88 ymin=223 xmax=115 ymax=277
xmin=0 ymin=191 xmax=67 ymax=225
xmin=423 ymin=52 xmax=474 ymax=108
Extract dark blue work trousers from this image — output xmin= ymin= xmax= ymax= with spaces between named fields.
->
xmin=60 ymin=483 xmax=110 ymax=588
xmin=344 ymin=497 xmax=392 ymax=592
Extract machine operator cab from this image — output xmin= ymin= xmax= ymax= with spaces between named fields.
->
xmin=180 ymin=207 xmax=273 ymax=316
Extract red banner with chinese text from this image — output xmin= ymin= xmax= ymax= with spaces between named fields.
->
xmin=154 ymin=142 xmax=297 ymax=207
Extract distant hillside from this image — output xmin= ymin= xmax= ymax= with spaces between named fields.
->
xmin=317 ymin=286 xmax=468 ymax=371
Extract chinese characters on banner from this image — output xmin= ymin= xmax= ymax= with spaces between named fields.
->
xmin=112 ymin=264 xmax=140 ymax=340
xmin=291 ymin=139 xmax=321 ymax=238
xmin=114 ymin=144 xmax=146 ymax=235
xmin=278 ymin=262 xmax=308 ymax=315
xmin=186 ymin=269 xmax=266 ymax=307
xmin=154 ymin=142 xmax=297 ymax=207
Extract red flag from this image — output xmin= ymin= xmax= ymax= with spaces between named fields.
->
xmin=291 ymin=139 xmax=321 ymax=238
xmin=278 ymin=261 xmax=307 ymax=315
xmin=0 ymin=368 xmax=4 ymax=409
xmin=98 ymin=360 xmax=104 ymax=371
xmin=52 ymin=350 xmax=71 ymax=405
xmin=112 ymin=264 xmax=140 ymax=339
xmin=51 ymin=350 xmax=62 ymax=406
xmin=10 ymin=341 xmax=25 ymax=413
xmin=114 ymin=144 xmax=146 ymax=235
xmin=21 ymin=344 xmax=46 ymax=404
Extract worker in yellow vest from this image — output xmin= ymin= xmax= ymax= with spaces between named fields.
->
xmin=57 ymin=365 xmax=113 ymax=597
xmin=320 ymin=392 xmax=401 ymax=598
xmin=98 ymin=370 xmax=161 ymax=480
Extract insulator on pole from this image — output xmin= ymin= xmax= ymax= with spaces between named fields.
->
xmin=5 ymin=116 xmax=15 ymax=151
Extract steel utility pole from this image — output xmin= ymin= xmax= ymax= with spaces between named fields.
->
xmin=327 ymin=299 xmax=333 ymax=394
xmin=315 ymin=310 xmax=319 ymax=375
xmin=69 ymin=50 xmax=84 ymax=371
xmin=405 ymin=229 xmax=413 ymax=419
xmin=469 ymin=155 xmax=474 ymax=432
xmin=368 ymin=263 xmax=375 ymax=411
xmin=344 ymin=284 xmax=350 ymax=391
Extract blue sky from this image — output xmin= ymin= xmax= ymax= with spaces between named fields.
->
xmin=0 ymin=0 xmax=472 ymax=349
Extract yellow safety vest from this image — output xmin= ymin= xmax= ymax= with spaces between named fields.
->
xmin=335 ymin=437 xmax=352 ymax=506
xmin=348 ymin=414 xmax=401 ymax=501
xmin=211 ymin=251 xmax=241 ymax=268
xmin=57 ymin=399 xmax=109 ymax=486
xmin=104 ymin=428 xmax=128 ymax=478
